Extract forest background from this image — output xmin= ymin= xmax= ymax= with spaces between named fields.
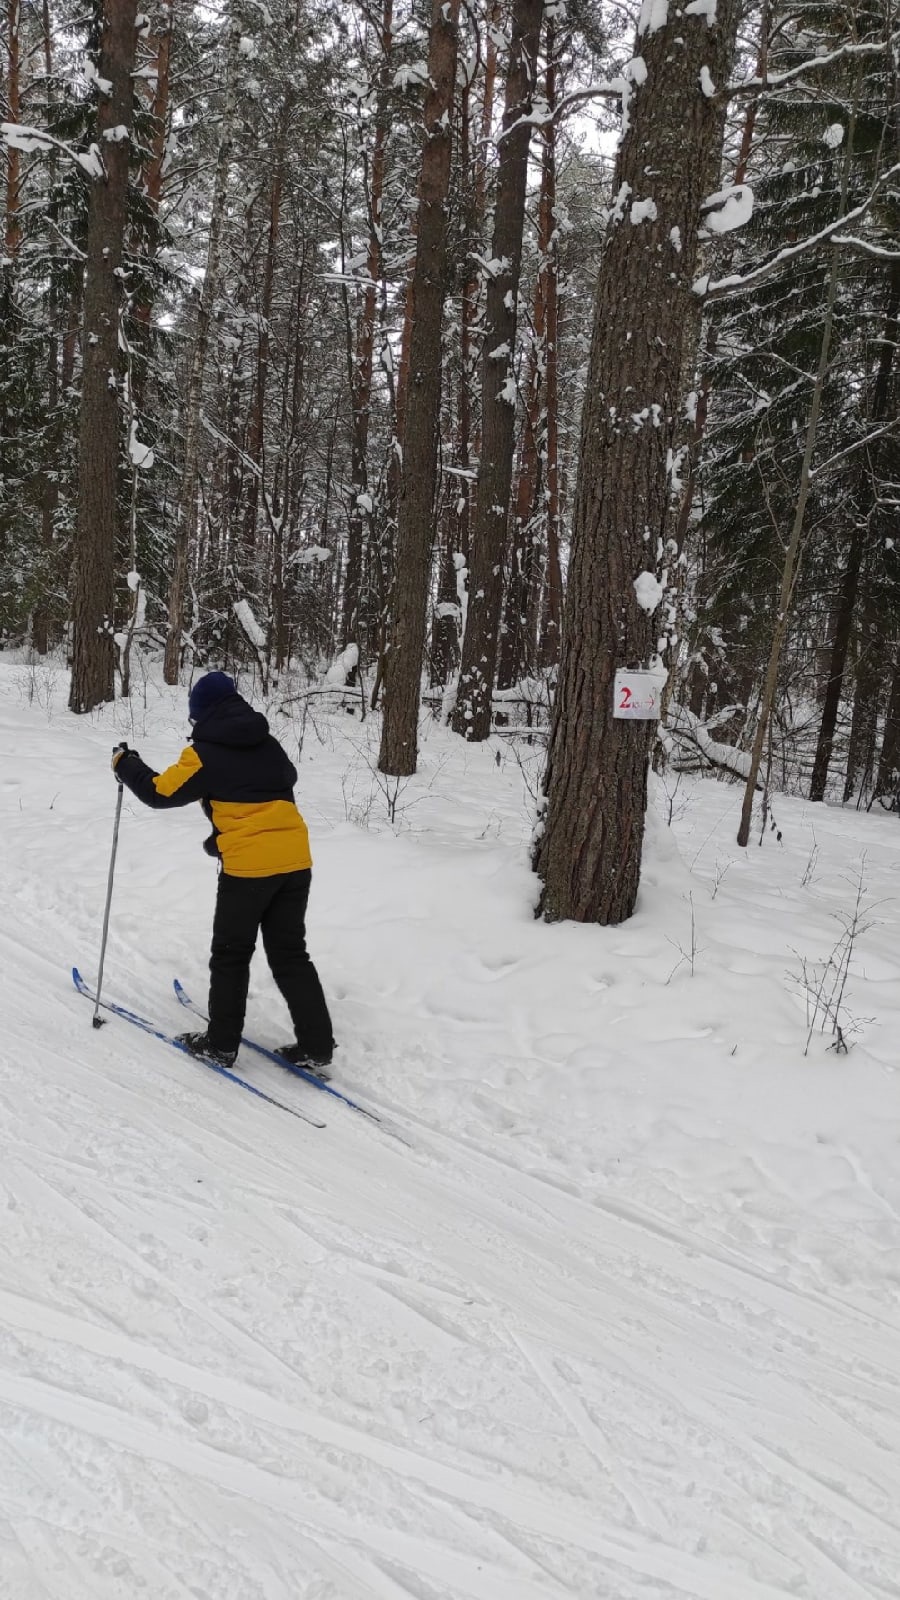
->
xmin=1 ymin=0 xmax=899 ymax=924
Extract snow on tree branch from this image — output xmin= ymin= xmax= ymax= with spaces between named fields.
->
xmin=725 ymin=36 xmax=897 ymax=99
xmin=1 ymin=121 xmax=105 ymax=179
xmin=830 ymin=235 xmax=900 ymax=262
xmin=667 ymin=704 xmax=753 ymax=780
xmin=810 ymin=421 xmax=900 ymax=482
xmin=695 ymin=161 xmax=900 ymax=299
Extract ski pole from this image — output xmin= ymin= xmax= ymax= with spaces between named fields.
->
xmin=93 ymin=775 xmax=125 ymax=1029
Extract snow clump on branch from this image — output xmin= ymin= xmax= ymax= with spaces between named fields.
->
xmin=684 ymin=0 xmax=718 ymax=20
xmin=638 ymin=0 xmax=669 ymax=35
xmin=634 ymin=572 xmax=664 ymax=614
xmin=702 ymin=185 xmax=754 ymax=235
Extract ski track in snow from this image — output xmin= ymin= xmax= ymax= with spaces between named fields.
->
xmin=2 ymin=665 xmax=900 ymax=1598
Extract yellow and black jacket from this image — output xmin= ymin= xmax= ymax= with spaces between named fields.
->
xmin=115 ymin=695 xmax=311 ymax=878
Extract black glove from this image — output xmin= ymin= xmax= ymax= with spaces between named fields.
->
xmin=111 ymin=742 xmax=135 ymax=777
xmin=202 ymin=831 xmax=220 ymax=858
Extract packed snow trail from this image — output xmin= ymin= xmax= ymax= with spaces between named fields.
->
xmin=2 ymin=663 xmax=900 ymax=1599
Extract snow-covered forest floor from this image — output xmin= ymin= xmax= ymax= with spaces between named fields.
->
xmin=2 ymin=656 xmax=900 ymax=1600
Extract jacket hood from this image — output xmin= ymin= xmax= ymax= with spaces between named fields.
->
xmin=191 ymin=693 xmax=270 ymax=749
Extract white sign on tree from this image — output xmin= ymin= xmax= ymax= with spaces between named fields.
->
xmin=613 ymin=668 xmax=667 ymax=721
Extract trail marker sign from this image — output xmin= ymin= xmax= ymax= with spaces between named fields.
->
xmin=613 ymin=668 xmax=666 ymax=721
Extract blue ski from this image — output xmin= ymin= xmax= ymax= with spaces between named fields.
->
xmin=73 ymin=968 xmax=325 ymax=1128
xmin=173 ymin=978 xmax=386 ymax=1129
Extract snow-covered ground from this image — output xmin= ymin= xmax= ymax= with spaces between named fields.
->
xmin=2 ymin=656 xmax=900 ymax=1600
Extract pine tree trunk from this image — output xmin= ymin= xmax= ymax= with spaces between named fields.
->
xmin=534 ymin=0 xmax=739 ymax=923
xmin=163 ymin=11 xmax=240 ymax=686
xmin=377 ymin=0 xmax=460 ymax=777
xmin=68 ymin=0 xmax=139 ymax=714
xmin=452 ymin=0 xmax=543 ymax=741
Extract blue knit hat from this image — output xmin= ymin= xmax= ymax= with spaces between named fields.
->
xmin=189 ymin=671 xmax=237 ymax=724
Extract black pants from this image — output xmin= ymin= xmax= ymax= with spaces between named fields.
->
xmin=208 ymin=868 xmax=334 ymax=1056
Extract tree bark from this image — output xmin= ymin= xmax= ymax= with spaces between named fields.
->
xmin=534 ymin=0 xmax=740 ymax=923
xmin=377 ymin=0 xmax=460 ymax=776
xmin=162 ymin=10 xmax=240 ymax=685
xmin=452 ymin=0 xmax=543 ymax=741
xmin=68 ymin=0 xmax=139 ymax=714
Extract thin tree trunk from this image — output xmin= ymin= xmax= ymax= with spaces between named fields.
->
xmin=452 ymin=0 xmax=543 ymax=741
xmin=671 ymin=5 xmax=768 ymax=563
xmin=133 ymin=0 xmax=172 ymax=337
xmin=537 ymin=33 xmax=560 ymax=669
xmin=452 ymin=0 xmax=500 ymax=569
xmin=808 ymin=520 xmax=865 ymax=801
xmin=809 ymin=265 xmax=899 ymax=801
xmin=371 ymin=231 xmax=413 ymax=714
xmin=342 ymin=0 xmax=393 ymax=661
xmin=163 ymin=10 xmax=240 ymax=685
xmin=31 ymin=0 xmax=58 ymax=656
xmin=144 ymin=0 xmax=172 ymax=211
xmin=498 ymin=21 xmax=557 ymax=689
xmin=243 ymin=94 xmax=290 ymax=556
xmin=534 ymin=0 xmax=740 ymax=923
xmin=68 ymin=0 xmax=139 ymax=714
xmin=844 ymin=601 xmax=882 ymax=805
xmin=497 ymin=337 xmax=541 ymax=690
xmin=875 ymin=646 xmax=900 ymax=799
xmin=736 ymin=95 xmax=858 ymax=845
xmin=5 ymin=0 xmax=21 ymax=257
xmin=377 ymin=0 xmax=460 ymax=776
xmin=431 ymin=513 xmax=461 ymax=686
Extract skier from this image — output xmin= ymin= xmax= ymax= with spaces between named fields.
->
xmin=111 ymin=671 xmax=335 ymax=1075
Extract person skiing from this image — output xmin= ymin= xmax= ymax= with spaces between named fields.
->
xmin=111 ymin=671 xmax=335 ymax=1075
